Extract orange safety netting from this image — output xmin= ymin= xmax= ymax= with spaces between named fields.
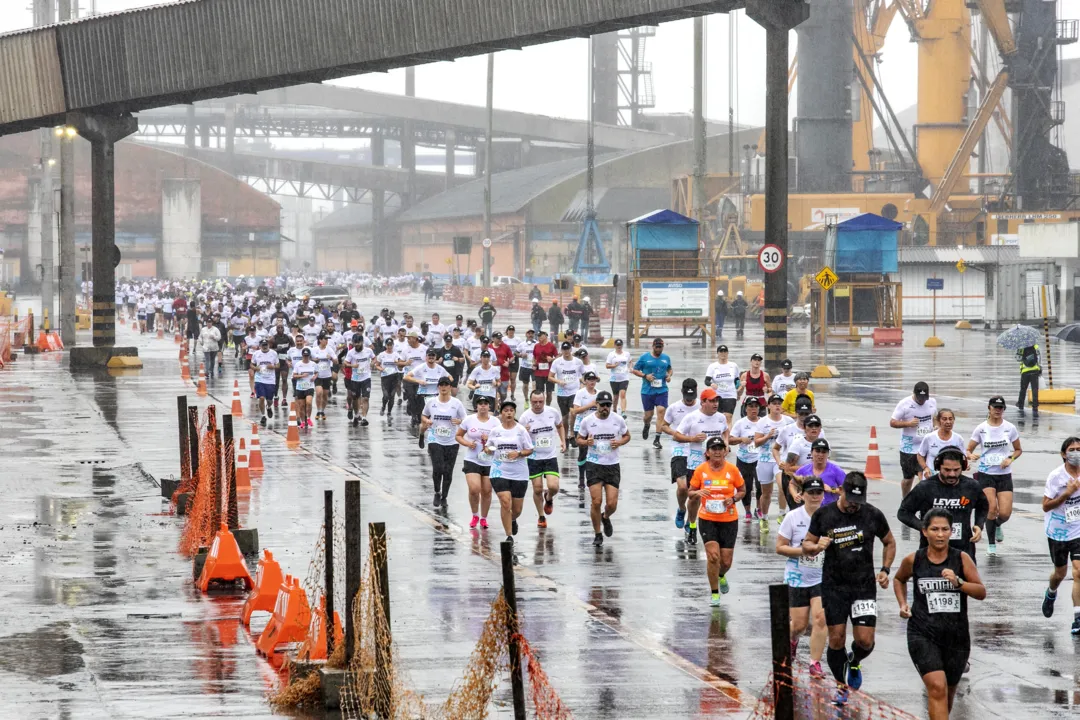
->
xmin=749 ymin=662 xmax=921 ymax=720
xmin=0 ymin=315 xmax=32 ymax=367
xmin=178 ymin=407 xmax=226 ymax=557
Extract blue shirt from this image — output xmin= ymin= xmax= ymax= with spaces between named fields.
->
xmin=634 ymin=352 xmax=672 ymax=395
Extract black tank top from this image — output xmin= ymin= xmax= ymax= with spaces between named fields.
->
xmin=744 ymin=371 xmax=767 ymax=397
xmin=909 ymin=547 xmax=968 ymax=642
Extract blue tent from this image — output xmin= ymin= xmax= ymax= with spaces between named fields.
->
xmin=835 ymin=213 xmax=900 ymax=273
xmin=627 ymin=209 xmax=699 ymax=259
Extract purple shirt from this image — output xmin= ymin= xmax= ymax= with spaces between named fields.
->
xmin=797 ymin=460 xmax=845 ymax=506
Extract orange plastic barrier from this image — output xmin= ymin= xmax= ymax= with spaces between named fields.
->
xmin=255 ymin=576 xmax=311 ymax=657
xmin=241 ymin=550 xmax=284 ymax=627
xmin=197 ymin=523 xmax=254 ymax=592
xmin=197 ymin=363 xmax=207 ymax=396
xmin=286 ymin=401 xmax=300 ymax=446
xmin=300 ymin=596 xmax=344 ymax=661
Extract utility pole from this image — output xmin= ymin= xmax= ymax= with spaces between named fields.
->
xmin=483 ymin=53 xmax=494 ymax=288
xmin=693 ymin=18 xmax=707 ymax=225
xmin=976 ymin=17 xmax=989 ymax=196
xmin=58 ymin=0 xmax=77 ymax=347
xmin=34 ymin=0 xmax=55 ymax=324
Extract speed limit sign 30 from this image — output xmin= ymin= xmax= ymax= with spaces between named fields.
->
xmin=758 ymin=244 xmax=784 ymax=273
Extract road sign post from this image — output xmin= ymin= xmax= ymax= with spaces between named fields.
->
xmin=925 ymin=277 xmax=944 ymax=347
xmin=955 ymin=258 xmax=971 ymax=329
xmin=812 ymin=266 xmax=839 ymax=378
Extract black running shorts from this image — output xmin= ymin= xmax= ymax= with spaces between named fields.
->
xmin=698 ymin=518 xmax=738 ymax=548
xmin=907 ymin=631 xmax=969 ymax=686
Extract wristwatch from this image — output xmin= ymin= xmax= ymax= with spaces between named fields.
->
xmin=880 ymin=566 xmax=891 ymax=575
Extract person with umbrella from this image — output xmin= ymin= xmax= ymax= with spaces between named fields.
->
xmin=998 ymin=324 xmax=1043 ymax=415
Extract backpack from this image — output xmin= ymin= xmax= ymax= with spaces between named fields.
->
xmin=1021 ymin=346 xmax=1038 ymax=368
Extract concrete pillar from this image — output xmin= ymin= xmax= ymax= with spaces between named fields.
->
xmin=70 ymin=113 xmax=138 ymax=348
xmin=403 ymin=68 xmax=417 ymax=208
xmin=224 ymin=101 xmax=236 ymax=171
xmin=39 ymin=131 xmax=54 ymax=321
xmin=371 ymin=131 xmax=385 ymax=275
xmin=59 ymin=119 xmax=76 ymax=347
xmin=185 ymin=105 xmax=196 ymax=155
xmin=747 ymin=0 xmax=810 ymax=374
xmin=26 ymin=177 xmax=43 ymax=288
xmin=200 ymin=123 xmax=209 ymax=148
xmin=445 ymin=128 xmax=456 ymax=189
xmin=1059 ymin=261 xmax=1074 ymax=325
xmin=161 ymin=179 xmax=202 ymax=278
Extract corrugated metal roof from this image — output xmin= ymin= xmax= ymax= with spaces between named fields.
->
xmin=897 ymin=245 xmax=1025 ymax=265
xmin=312 ymin=199 xmax=402 ymax=231
xmin=398 ymin=153 xmax=624 ymax=223
xmin=0 ymin=29 xmax=65 ymax=126
xmin=0 ymin=0 xmax=741 ymax=135
xmin=560 ymin=187 xmax=671 ymax=223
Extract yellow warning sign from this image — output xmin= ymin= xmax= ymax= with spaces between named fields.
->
xmin=815 ymin=266 xmax=838 ymax=291
xmin=956 ymin=258 xmax=966 ymax=273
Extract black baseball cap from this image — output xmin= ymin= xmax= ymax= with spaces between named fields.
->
xmin=596 ymin=391 xmax=614 ymax=405
xmin=444 ymin=333 xmax=454 ymax=342
xmin=480 ymin=336 xmax=490 ymax=343
xmin=506 ymin=325 xmax=515 ymax=331
xmin=988 ymin=395 xmax=1007 ymax=408
xmin=768 ymin=393 xmax=784 ymax=404
xmin=706 ymin=436 xmax=728 ymax=451
xmin=426 ymin=349 xmax=437 ymax=357
xmin=682 ymin=378 xmax=698 ymax=394
xmin=301 ymin=348 xmax=311 ymax=357
xmin=811 ymin=438 xmax=830 ymax=452
xmin=455 ymin=314 xmax=463 ymax=320
xmin=781 ymin=358 xmax=793 ymax=369
xmin=802 ymin=477 xmax=825 ymax=493
xmin=500 ymin=399 xmax=517 ymax=411
xmin=574 ymin=348 xmax=588 ymax=358
xmin=743 ymin=395 xmax=764 ymax=409
xmin=804 ymin=414 xmax=823 ymax=427
xmin=573 ymin=334 xmax=582 ymax=342
xmin=352 ymin=333 xmax=363 ymax=344
xmin=583 ymin=371 xmax=598 ymax=381
xmin=525 ymin=328 xmax=535 ymax=334
xmin=843 ymin=472 xmax=868 ymax=499
xmin=750 ymin=352 xmax=763 ymax=361
xmin=794 ymin=394 xmax=814 ymax=413
xmin=475 ymin=395 xmax=492 ymax=405
xmin=614 ymin=338 xmax=624 ymax=346
xmin=492 ymin=331 xmax=503 ymax=338
xmin=259 ymin=338 xmax=268 ymax=345
xmin=914 ymin=381 xmax=930 ymax=397
xmin=561 ymin=341 xmax=572 ymax=350
xmin=717 ymin=344 xmax=729 ymax=353
xmin=652 ymin=337 xmax=665 ymax=346
xmin=437 ymin=376 xmax=453 ymax=386
xmin=480 ymin=350 xmax=491 ymax=358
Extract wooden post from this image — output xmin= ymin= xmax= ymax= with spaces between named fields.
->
xmin=501 ymin=541 xmax=526 ymax=720
xmin=344 ymin=479 xmax=361 ymax=664
xmin=212 ymin=429 xmax=223 ymax=531
xmin=187 ymin=406 xmax=200 ymax=482
xmin=769 ymin=584 xmax=794 ymax=720
xmin=370 ymin=522 xmax=392 ymax=718
xmin=178 ymin=395 xmax=190 ymax=482
xmin=324 ymin=489 xmax=335 ymax=657
xmin=222 ymin=414 xmax=238 ymax=530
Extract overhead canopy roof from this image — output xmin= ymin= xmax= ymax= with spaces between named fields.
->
xmin=628 ymin=208 xmax=698 ymax=225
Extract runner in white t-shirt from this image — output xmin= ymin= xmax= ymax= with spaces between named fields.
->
xmin=776 ymin=476 xmax=827 ymax=678
xmin=569 ymin=372 xmax=601 ymax=491
xmin=344 ymin=335 xmax=375 ymax=426
xmin=730 ymin=396 xmax=764 ymax=520
xmin=705 ymin=345 xmax=740 ymax=424
xmin=754 ymin=394 xmax=793 ymax=529
xmin=663 ymin=378 xmax=701 ymax=530
xmin=916 ymin=408 xmax=964 ymax=480
xmin=966 ymin=396 xmax=1022 ymax=555
xmin=420 ymin=378 xmax=467 ymax=508
xmin=674 ymin=388 xmax=730 ymax=546
xmin=489 ymin=400 xmax=535 ymax=547
xmin=520 ymin=391 xmax=566 ymax=527
xmin=251 ymin=339 xmax=279 ymax=425
xmin=605 ymin=340 xmax=632 ymax=416
xmin=577 ymin=391 xmax=631 ymax=547
xmin=890 ymin=381 xmax=938 ymax=496
xmin=457 ymin=397 xmax=501 ymax=530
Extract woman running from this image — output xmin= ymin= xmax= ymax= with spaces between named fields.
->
xmin=894 ymin=509 xmax=985 ymax=720
xmin=966 ymin=396 xmax=1022 ymax=555
xmin=917 ymin=408 xmax=964 ymax=480
xmin=420 ymin=377 xmax=467 ymax=508
xmin=457 ymin=397 xmax=500 ymax=529
xmin=488 ymin=400 xmax=535 ymax=546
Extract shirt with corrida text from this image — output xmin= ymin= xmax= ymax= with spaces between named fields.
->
xmin=579 ymin=413 xmax=628 ymax=465
xmin=606 ymin=350 xmax=632 ymax=382
xmin=1044 ymin=465 xmax=1080 ymax=542
xmin=408 ymin=363 xmax=451 ymax=395
xmin=689 ymin=460 xmax=744 ymax=522
xmin=665 ymin=400 xmax=700 ymax=459
xmin=917 ymin=430 xmax=965 ymax=470
xmin=519 ymin=407 xmax=563 ymax=460
xmin=468 ymin=365 xmax=501 ymax=398
xmin=807 ymin=502 xmax=891 ymax=591
xmin=676 ymin=410 xmax=729 ymax=470
xmin=705 ymin=361 xmax=740 ymax=399
xmin=459 ymin=415 xmax=500 ymax=465
xmin=251 ymin=350 xmax=279 ymax=385
xmin=969 ymin=420 xmax=1019 ymax=475
xmin=779 ymin=506 xmax=822 ymax=587
xmin=345 ymin=347 xmax=375 ymax=382
xmin=551 ymin=356 xmax=584 ymax=397
xmin=489 ymin=423 xmax=535 ymax=482
xmin=731 ymin=416 xmax=761 ymax=464
xmin=422 ymin=397 xmax=467 ymax=446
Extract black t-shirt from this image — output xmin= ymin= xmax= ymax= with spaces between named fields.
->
xmin=271 ymin=333 xmax=294 ymax=359
xmin=438 ymin=345 xmax=465 ymax=380
xmin=896 ymin=474 xmax=988 ymax=549
xmin=808 ymin=502 xmax=891 ymax=590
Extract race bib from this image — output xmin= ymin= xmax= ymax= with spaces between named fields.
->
xmin=983 ymin=452 xmax=1004 ymax=467
xmin=704 ymin=499 xmax=728 ymax=514
xmin=277 ymin=352 xmax=288 ymax=360
xmin=850 ymin=599 xmax=877 ymax=618
xmin=479 ymin=382 xmax=494 ymax=394
xmin=318 ymin=360 xmax=331 ymax=371
xmin=297 ymin=377 xmax=314 ymax=391
xmin=443 ymin=360 xmax=456 ymax=367
xmin=800 ymin=552 xmax=823 ymax=569
xmin=926 ymin=592 xmax=961 ymax=614
xmin=536 ymin=436 xmax=552 ymax=449
xmin=950 ymin=522 xmax=963 ymax=541
xmin=688 ymin=450 xmax=705 ymax=468
xmin=595 ymin=440 xmax=612 ymax=455
xmin=917 ymin=426 xmax=932 ymax=437
xmin=651 ymin=378 xmax=663 ymax=388
xmin=498 ymin=450 xmax=512 ymax=462
xmin=538 ymin=363 xmax=549 ymax=370
xmin=435 ymin=426 xmax=453 ymax=438
xmin=1065 ymin=504 xmax=1080 ymax=524
xmin=478 ymin=450 xmax=493 ymax=463
xmin=259 ymin=364 xmax=271 ymax=373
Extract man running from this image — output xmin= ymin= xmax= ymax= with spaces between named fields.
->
xmin=551 ymin=341 xmax=584 ymax=439
xmin=569 ymin=371 xmax=601 ymax=490
xmin=674 ymin=388 xmax=730 ymax=545
xmin=1040 ymin=436 xmax=1080 ymax=634
xmin=802 ymin=472 xmax=896 ymax=705
xmin=344 ymin=333 xmax=375 ymax=427
xmin=662 ymin=379 xmax=700 ymax=530
xmin=689 ymin=437 xmax=745 ymax=606
xmin=250 ymin=338 xmax=279 ymax=426
xmin=632 ymin=338 xmax=673 ymax=449
xmin=437 ymin=333 xmax=466 ymax=396
xmin=516 ymin=329 xmax=537 ymax=401
xmin=405 ymin=349 xmax=452 ymax=438
xmin=521 ymin=390 xmax=565 ymax=527
xmin=891 ymin=381 xmax=938 ymax=496
xmin=777 ymin=476 xmax=828 ymax=677
xmin=532 ymin=330 xmax=558 ymax=405
xmin=577 ymin=391 xmax=631 ymax=546
xmin=897 ymin=448 xmax=987 ymax=559
xmin=893 ymin=509 xmax=985 ymax=720
xmin=466 ymin=350 xmax=501 ymax=411
xmin=705 ymin=345 xmax=740 ymax=425
xmin=270 ymin=325 xmax=294 ymax=410
xmin=374 ymin=337 xmax=403 ymax=419
xmin=292 ymin=348 xmax=317 ymax=430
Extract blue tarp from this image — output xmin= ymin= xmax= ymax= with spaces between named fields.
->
xmin=628 ymin=208 xmax=699 ymax=253
xmin=628 ymin=208 xmax=698 ymax=225
xmin=835 ymin=213 xmax=899 ymax=273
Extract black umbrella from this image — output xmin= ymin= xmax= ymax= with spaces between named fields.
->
xmin=1056 ymin=323 xmax=1080 ymax=343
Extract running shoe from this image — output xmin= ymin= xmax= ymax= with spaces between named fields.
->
xmin=267 ymin=406 xmax=273 ymax=419
xmin=759 ymin=518 xmax=769 ymax=533
xmin=470 ymin=515 xmax=480 ymax=529
xmin=744 ymin=510 xmax=752 ymax=522
xmin=846 ymin=652 xmax=863 ymax=690
xmin=260 ymin=415 xmax=267 ymax=427
xmin=996 ymin=525 xmax=1004 ymax=542
xmin=506 ymin=535 xmax=514 ymax=546
xmin=652 ymin=436 xmax=662 ymax=449
xmin=808 ymin=661 xmax=824 ymax=678
xmin=710 ymin=593 xmax=721 ymax=607
xmin=1043 ymin=589 xmax=1057 ymax=618
xmin=512 ymin=519 xmax=519 ymax=536
xmin=755 ymin=508 xmax=763 ymax=520
xmin=273 ymin=398 xmax=280 ymax=408
xmin=642 ymin=424 xmax=650 ymax=440
xmin=719 ymin=576 xmax=730 ymax=594
xmin=250 ymin=392 xmax=255 ymax=399
xmin=348 ymin=408 xmax=354 ymax=420
xmin=537 ymin=517 xmax=547 ymax=529
xmin=351 ymin=418 xmax=359 ymax=427
xmin=593 ymin=533 xmax=604 ymax=547
xmin=790 ymin=638 xmax=798 ymax=659
xmin=360 ymin=418 xmax=369 ymax=427
xmin=987 ymin=544 xmax=997 ymax=556
xmin=1071 ymin=617 xmax=1080 ymax=636
xmin=433 ymin=492 xmax=441 ymax=507
xmin=544 ymin=493 xmax=554 ymax=515
xmin=419 ymin=432 xmax=426 ymax=450
xmin=479 ymin=517 xmax=489 ymax=529
xmin=685 ymin=526 xmax=697 ymax=545
xmin=675 ymin=508 xmax=686 ymax=529
xmin=777 ymin=512 xmax=785 ymax=525
xmin=833 ymin=686 xmax=849 ymax=706
xmin=602 ymin=514 xmax=614 ymax=537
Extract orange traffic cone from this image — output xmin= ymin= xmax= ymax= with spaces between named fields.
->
xmin=864 ymin=425 xmax=884 ymax=479
xmin=241 ymin=550 xmax=284 ymax=627
xmin=230 ymin=379 xmax=243 ymax=418
xmin=255 ymin=576 xmax=311 ymax=657
xmin=180 ymin=346 xmax=190 ymax=381
xmin=197 ymin=523 xmax=254 ymax=592
xmin=286 ymin=402 xmax=300 ymax=447
xmin=236 ymin=437 xmax=251 ymax=489
xmin=248 ymin=423 xmax=264 ymax=472
xmin=119 ymin=314 xmax=126 ymax=326
xmin=178 ymin=339 xmax=186 ymax=364
xmin=197 ymin=363 xmax=207 ymax=396
xmin=156 ymin=324 xmax=164 ymax=339
xmin=174 ymin=329 xmax=182 ymax=344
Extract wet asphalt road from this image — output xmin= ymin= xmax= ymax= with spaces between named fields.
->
xmin=3 ymin=293 xmax=1080 ymax=719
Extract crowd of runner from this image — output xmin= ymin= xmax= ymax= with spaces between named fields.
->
xmin=119 ymin=276 xmax=1080 ymax=718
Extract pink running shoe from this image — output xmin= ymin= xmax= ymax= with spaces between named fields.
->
xmin=479 ymin=517 xmax=489 ymax=529
xmin=808 ymin=661 xmax=825 ymax=678
xmin=469 ymin=515 xmax=480 ymax=529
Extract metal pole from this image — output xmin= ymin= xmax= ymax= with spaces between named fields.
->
xmin=188 ymin=406 xmax=200 ymax=482
xmin=693 ymin=17 xmax=707 ymax=228
xmin=57 ymin=0 xmax=76 ymax=348
xmin=933 ymin=289 xmax=938 ymax=339
xmin=822 ymin=287 xmax=828 ymax=367
xmin=483 ymin=53 xmax=494 ymax=288
xmin=501 ymin=541 xmax=527 ymax=720
xmin=769 ymin=584 xmax=794 ymax=720
xmin=371 ymin=522 xmax=392 ymax=718
xmin=344 ymin=479 xmax=361 ymax=663
xmin=177 ymin=395 xmax=190 ymax=483
xmin=324 ymin=490 xmax=335 ymax=657
xmin=1041 ymin=285 xmax=1054 ymax=388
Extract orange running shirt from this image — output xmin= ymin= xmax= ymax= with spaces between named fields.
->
xmin=690 ymin=460 xmax=744 ymax=522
